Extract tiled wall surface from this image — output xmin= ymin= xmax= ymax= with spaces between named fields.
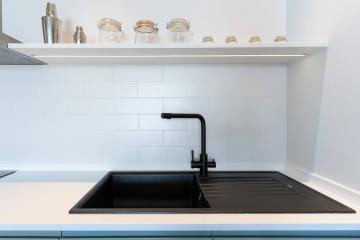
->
xmin=0 ymin=64 xmax=286 ymax=170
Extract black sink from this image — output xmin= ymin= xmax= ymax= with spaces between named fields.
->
xmin=70 ymin=171 xmax=355 ymax=214
xmin=70 ymin=172 xmax=210 ymax=213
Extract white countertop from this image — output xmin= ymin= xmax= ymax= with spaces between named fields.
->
xmin=0 ymin=171 xmax=360 ymax=233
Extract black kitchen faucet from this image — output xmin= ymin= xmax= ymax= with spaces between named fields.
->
xmin=161 ymin=113 xmax=216 ymax=177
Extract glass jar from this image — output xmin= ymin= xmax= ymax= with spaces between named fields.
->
xmin=134 ymin=19 xmax=159 ymax=43
xmin=274 ymin=35 xmax=288 ymax=43
xmin=202 ymin=36 xmax=214 ymax=43
xmin=225 ymin=36 xmax=238 ymax=43
xmin=98 ymin=18 xmax=125 ymax=43
xmin=166 ymin=18 xmax=192 ymax=43
xmin=249 ymin=36 xmax=262 ymax=43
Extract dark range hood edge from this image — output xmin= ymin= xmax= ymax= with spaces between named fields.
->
xmin=0 ymin=0 xmax=45 ymax=65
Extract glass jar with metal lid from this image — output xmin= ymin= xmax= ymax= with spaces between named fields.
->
xmin=98 ymin=18 xmax=125 ymax=43
xmin=134 ymin=19 xmax=159 ymax=43
xmin=166 ymin=18 xmax=192 ymax=43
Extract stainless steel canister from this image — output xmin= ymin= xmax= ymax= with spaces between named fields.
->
xmin=41 ymin=3 xmax=62 ymax=43
xmin=73 ymin=26 xmax=87 ymax=44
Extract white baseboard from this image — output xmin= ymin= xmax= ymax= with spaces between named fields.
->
xmin=284 ymin=164 xmax=360 ymax=207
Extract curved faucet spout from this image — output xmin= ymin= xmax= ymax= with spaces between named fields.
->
xmin=161 ymin=113 xmax=215 ymax=177
xmin=161 ymin=113 xmax=206 ymax=155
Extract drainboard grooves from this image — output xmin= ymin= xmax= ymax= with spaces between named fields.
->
xmin=202 ymin=177 xmax=300 ymax=197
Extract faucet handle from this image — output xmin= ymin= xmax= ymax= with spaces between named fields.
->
xmin=191 ymin=149 xmax=202 ymax=169
xmin=207 ymin=158 xmax=216 ymax=168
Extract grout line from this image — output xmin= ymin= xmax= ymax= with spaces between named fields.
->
xmin=161 ymin=64 xmax=164 ymax=81
xmin=112 ymin=98 xmax=116 ymax=113
xmin=136 ymin=80 xmax=139 ymax=97
xmin=137 ymin=114 xmax=140 ymax=130
xmin=162 ymin=130 xmax=165 ymax=146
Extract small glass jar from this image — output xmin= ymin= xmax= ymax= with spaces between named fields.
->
xmin=98 ymin=18 xmax=125 ymax=43
xmin=225 ymin=36 xmax=238 ymax=43
xmin=134 ymin=19 xmax=159 ymax=43
xmin=249 ymin=36 xmax=262 ymax=43
xmin=166 ymin=18 xmax=192 ymax=43
xmin=274 ymin=35 xmax=288 ymax=43
xmin=202 ymin=36 xmax=214 ymax=43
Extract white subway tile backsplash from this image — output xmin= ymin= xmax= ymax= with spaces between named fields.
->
xmin=188 ymin=80 xmax=284 ymax=98
xmin=256 ymin=129 xmax=287 ymax=147
xmin=89 ymin=99 xmax=114 ymax=114
xmin=87 ymin=131 xmax=117 ymax=146
xmin=188 ymin=80 xmax=236 ymax=98
xmin=188 ymin=114 xmax=240 ymax=131
xmin=14 ymin=79 xmax=41 ymax=98
xmin=115 ymin=98 xmax=163 ymax=113
xmin=90 ymin=147 xmax=139 ymax=164
xmin=64 ymin=99 xmax=90 ymax=114
xmin=0 ymin=64 xmax=286 ymax=170
xmin=208 ymin=146 xmax=255 ymax=163
xmin=0 ymin=80 xmax=16 ymax=97
xmin=14 ymin=98 xmax=63 ymax=115
xmin=90 ymin=115 xmax=138 ymax=130
xmin=57 ymin=115 xmax=92 ymax=130
xmin=208 ymin=129 xmax=258 ymax=147
xmin=116 ymin=131 xmax=163 ymax=146
xmin=138 ymin=147 xmax=189 ymax=164
xmin=212 ymin=99 xmax=285 ymax=130
xmin=117 ymin=65 xmax=162 ymax=82
xmin=164 ymin=64 xmax=235 ymax=82
xmin=60 ymin=65 xmax=118 ymax=82
xmin=163 ymin=64 xmax=285 ymax=82
xmin=164 ymin=130 xmax=200 ymax=147
xmin=39 ymin=79 xmax=88 ymax=99
xmin=0 ymin=98 xmax=15 ymax=113
xmin=164 ymin=98 xmax=213 ymax=113
xmin=254 ymin=144 xmax=286 ymax=163
xmin=139 ymin=82 xmax=187 ymax=97
xmin=89 ymin=81 xmax=138 ymax=98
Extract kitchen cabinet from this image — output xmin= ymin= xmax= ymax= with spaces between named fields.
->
xmin=61 ymin=231 xmax=212 ymax=238
xmin=59 ymin=237 xmax=358 ymax=240
xmin=0 ymin=231 xmax=359 ymax=239
xmin=61 ymin=238 xmax=211 ymax=240
xmin=213 ymin=237 xmax=357 ymax=240
xmin=214 ymin=239 xmax=354 ymax=240
xmin=0 ymin=231 xmax=60 ymax=238
xmin=0 ymin=239 xmax=58 ymax=240
xmin=0 ymin=237 xmax=357 ymax=240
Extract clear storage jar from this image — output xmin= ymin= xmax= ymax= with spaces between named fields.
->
xmin=166 ymin=18 xmax=192 ymax=43
xmin=98 ymin=18 xmax=125 ymax=43
xmin=134 ymin=20 xmax=159 ymax=43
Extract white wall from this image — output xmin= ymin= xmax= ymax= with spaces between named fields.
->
xmin=287 ymin=50 xmax=326 ymax=173
xmin=3 ymin=0 xmax=286 ymax=44
xmin=287 ymin=0 xmax=360 ymax=191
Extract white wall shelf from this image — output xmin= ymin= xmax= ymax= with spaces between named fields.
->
xmin=9 ymin=43 xmax=327 ymax=64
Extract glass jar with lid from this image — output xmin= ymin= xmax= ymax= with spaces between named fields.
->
xmin=166 ymin=18 xmax=192 ymax=43
xmin=133 ymin=19 xmax=159 ymax=43
xmin=98 ymin=18 xmax=125 ymax=43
